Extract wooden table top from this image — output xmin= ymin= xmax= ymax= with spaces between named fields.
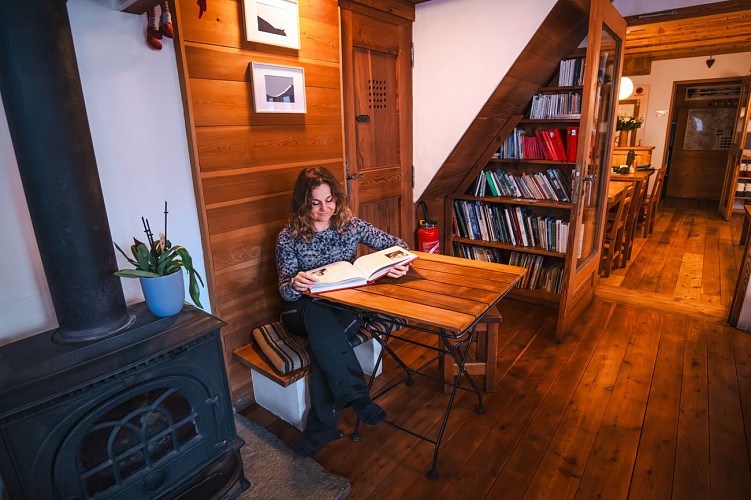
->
xmin=608 ymin=182 xmax=626 ymax=205
xmin=610 ymin=169 xmax=655 ymax=182
xmin=313 ymin=252 xmax=526 ymax=335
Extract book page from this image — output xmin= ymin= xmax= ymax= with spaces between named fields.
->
xmin=308 ymin=260 xmax=363 ymax=285
xmin=352 ymin=246 xmax=417 ymax=281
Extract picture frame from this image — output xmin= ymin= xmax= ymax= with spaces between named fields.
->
xmin=250 ymin=62 xmax=307 ymax=114
xmin=242 ymin=0 xmax=300 ymax=49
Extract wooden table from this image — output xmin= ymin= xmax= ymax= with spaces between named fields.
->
xmin=315 ymin=251 xmax=525 ymax=478
xmin=610 ymin=169 xmax=655 ymax=262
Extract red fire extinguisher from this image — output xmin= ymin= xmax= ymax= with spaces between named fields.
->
xmin=417 ymin=202 xmax=440 ymax=254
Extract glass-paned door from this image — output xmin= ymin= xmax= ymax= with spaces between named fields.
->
xmin=557 ymin=0 xmax=626 ymax=341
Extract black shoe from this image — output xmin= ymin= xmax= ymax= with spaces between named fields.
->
xmin=290 ymin=429 xmax=344 ymax=457
xmin=350 ymin=396 xmax=386 ymax=425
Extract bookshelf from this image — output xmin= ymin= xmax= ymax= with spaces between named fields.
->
xmin=445 ymin=56 xmax=587 ymax=307
xmin=433 ymin=0 xmax=626 ymax=340
xmin=735 ymin=155 xmax=751 ymax=208
xmin=444 ymin=20 xmax=627 ymax=315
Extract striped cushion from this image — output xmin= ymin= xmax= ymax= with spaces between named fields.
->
xmin=362 ymin=313 xmax=408 ymax=336
xmin=251 ymin=322 xmax=379 ymax=375
xmin=251 ymin=322 xmax=310 ymax=375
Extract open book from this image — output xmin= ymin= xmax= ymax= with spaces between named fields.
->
xmin=308 ymin=246 xmax=418 ymax=293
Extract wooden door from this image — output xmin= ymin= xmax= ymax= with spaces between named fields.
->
xmin=667 ymin=79 xmax=741 ymax=201
xmin=340 ymin=6 xmax=413 ymax=243
xmin=719 ymin=77 xmax=751 ymax=220
xmin=557 ymin=0 xmax=626 ymax=342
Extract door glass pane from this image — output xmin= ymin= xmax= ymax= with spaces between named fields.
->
xmin=576 ymin=24 xmax=620 ymax=269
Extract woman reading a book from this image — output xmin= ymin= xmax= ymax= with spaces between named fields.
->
xmin=276 ymin=166 xmax=410 ymax=457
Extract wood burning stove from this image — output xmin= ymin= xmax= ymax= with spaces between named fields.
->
xmin=0 ymin=303 xmax=249 ymax=499
xmin=0 ymin=1 xmax=248 ymax=496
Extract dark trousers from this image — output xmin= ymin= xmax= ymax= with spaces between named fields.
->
xmin=280 ymin=296 xmax=368 ymax=442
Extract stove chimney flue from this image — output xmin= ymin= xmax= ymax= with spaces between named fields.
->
xmin=0 ymin=0 xmax=130 ymax=341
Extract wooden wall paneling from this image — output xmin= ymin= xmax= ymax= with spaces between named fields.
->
xmin=179 ymin=0 xmax=341 ymax=62
xmin=184 ymin=45 xmax=341 ymax=85
xmin=207 ymin=194 xmax=291 ymax=235
xmin=196 ymin=124 xmax=343 ymax=171
xmin=175 ymin=0 xmax=345 ymax=406
xmin=202 ymin=161 xmax=341 ymax=206
xmin=210 ymin=219 xmax=288 ymax=272
xmin=190 ymin=79 xmax=342 ymax=126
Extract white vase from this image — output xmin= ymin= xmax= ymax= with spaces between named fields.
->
xmin=139 ymin=271 xmax=185 ymax=317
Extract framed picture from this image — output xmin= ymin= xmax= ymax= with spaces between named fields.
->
xmin=251 ymin=62 xmax=307 ymax=114
xmin=243 ymin=0 xmax=300 ymax=49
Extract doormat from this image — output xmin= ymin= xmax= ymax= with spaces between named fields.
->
xmin=225 ymin=413 xmax=351 ymax=500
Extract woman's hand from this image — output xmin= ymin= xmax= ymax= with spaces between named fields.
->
xmin=291 ymin=271 xmax=318 ymax=292
xmin=386 ymin=263 xmax=410 ymax=279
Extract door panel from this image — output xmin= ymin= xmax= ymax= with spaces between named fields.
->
xmin=668 ymin=81 xmax=740 ymax=202
xmin=719 ymin=77 xmax=751 ymax=220
xmin=557 ymin=0 xmax=626 ymax=341
xmin=341 ymin=7 xmax=413 ymax=244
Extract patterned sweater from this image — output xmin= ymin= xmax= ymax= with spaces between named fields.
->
xmin=276 ymin=218 xmax=407 ymax=302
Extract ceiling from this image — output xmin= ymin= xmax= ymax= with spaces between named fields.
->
xmin=621 ymin=0 xmax=751 ymax=73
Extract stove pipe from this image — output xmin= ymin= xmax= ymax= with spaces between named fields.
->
xmin=0 ymin=0 xmax=130 ymax=342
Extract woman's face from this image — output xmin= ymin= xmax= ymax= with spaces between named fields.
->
xmin=309 ymin=183 xmax=337 ymax=230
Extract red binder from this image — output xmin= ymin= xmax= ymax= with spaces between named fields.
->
xmin=566 ymin=126 xmax=579 ymax=162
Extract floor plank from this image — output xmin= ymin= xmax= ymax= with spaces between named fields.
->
xmin=236 ymin=200 xmax=751 ymax=500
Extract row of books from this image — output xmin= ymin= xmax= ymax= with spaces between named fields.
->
xmin=558 ymin=57 xmax=585 ymax=87
xmin=498 ymin=126 xmax=578 ymax=162
xmin=508 ymin=252 xmax=565 ymax=293
xmin=453 ymin=200 xmax=569 ymax=253
xmin=469 ymin=167 xmax=571 ymax=202
xmin=735 ymin=180 xmax=751 ymax=196
xmin=451 ymin=244 xmax=564 ymax=294
xmin=528 ymin=92 xmax=581 ymax=120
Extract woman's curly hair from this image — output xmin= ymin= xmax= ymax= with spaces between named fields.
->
xmin=288 ymin=167 xmax=352 ymax=242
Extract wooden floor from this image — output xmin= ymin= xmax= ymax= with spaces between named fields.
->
xmin=240 ymin=198 xmax=751 ymax=499
xmin=597 ymin=197 xmax=745 ymax=323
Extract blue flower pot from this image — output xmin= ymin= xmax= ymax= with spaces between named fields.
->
xmin=139 ymin=271 xmax=185 ymax=317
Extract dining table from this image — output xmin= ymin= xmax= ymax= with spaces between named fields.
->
xmin=313 ymin=251 xmax=525 ymax=479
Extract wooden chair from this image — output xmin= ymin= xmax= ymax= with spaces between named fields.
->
xmin=600 ymin=182 xmax=634 ymax=276
xmin=637 ymin=167 xmax=667 ymax=237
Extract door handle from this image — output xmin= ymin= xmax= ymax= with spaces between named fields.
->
xmin=356 ymin=114 xmax=370 ymax=123
xmin=346 ymin=172 xmax=364 ymax=181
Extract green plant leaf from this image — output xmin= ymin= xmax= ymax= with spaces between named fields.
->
xmin=175 ymin=247 xmax=204 ymax=308
xmin=135 ymin=243 xmax=156 ymax=273
xmin=113 ymin=242 xmax=138 ymax=267
xmin=114 ymin=269 xmax=160 ymax=278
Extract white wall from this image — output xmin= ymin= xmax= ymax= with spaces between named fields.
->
xmin=0 ymin=0 xmax=209 ymax=346
xmin=631 ymin=52 xmax=751 ymax=169
xmin=412 ymin=0 xmax=557 ymax=199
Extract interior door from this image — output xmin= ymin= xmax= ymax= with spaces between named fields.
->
xmin=340 ymin=6 xmax=413 ymax=244
xmin=719 ymin=77 xmax=751 ymax=220
xmin=557 ymin=0 xmax=626 ymax=341
xmin=667 ymin=80 xmax=741 ymax=202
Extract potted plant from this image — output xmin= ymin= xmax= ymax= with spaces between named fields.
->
xmin=615 ymin=115 xmax=643 ymax=146
xmin=114 ymin=203 xmax=204 ymax=317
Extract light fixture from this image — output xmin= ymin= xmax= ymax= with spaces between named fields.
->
xmin=706 ymin=56 xmax=715 ymax=68
xmin=619 ymin=76 xmax=634 ymax=100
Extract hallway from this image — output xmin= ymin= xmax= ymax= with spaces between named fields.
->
xmin=597 ymin=197 xmax=745 ymax=323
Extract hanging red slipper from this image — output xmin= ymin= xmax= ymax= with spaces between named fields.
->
xmin=159 ymin=2 xmax=174 ymax=39
xmin=145 ymin=6 xmax=162 ymax=50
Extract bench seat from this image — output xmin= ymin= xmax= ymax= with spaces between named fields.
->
xmin=233 ymin=318 xmax=395 ymax=430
